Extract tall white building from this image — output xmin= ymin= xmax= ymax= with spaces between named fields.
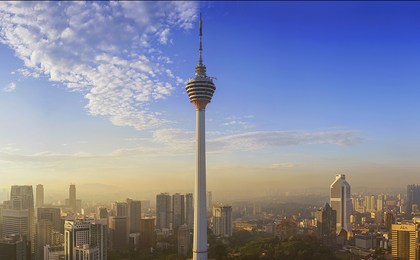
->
xmin=186 ymin=15 xmax=216 ymax=260
xmin=330 ymin=174 xmax=352 ymax=234
xmin=211 ymin=206 xmax=232 ymax=237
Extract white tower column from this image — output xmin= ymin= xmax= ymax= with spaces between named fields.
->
xmin=193 ymin=108 xmax=207 ymax=260
xmin=186 ymin=14 xmax=216 ymax=260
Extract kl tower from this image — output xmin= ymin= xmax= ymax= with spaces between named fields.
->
xmin=186 ymin=14 xmax=216 ymax=260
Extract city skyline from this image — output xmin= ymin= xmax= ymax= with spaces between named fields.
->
xmin=1 ymin=2 xmax=420 ymax=199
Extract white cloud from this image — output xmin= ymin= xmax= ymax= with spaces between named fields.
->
xmin=3 ymin=82 xmax=16 ymax=92
xmin=0 ymin=2 xmax=198 ymax=130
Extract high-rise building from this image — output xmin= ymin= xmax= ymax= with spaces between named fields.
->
xmin=407 ymin=184 xmax=420 ymax=215
xmin=211 ymin=206 xmax=232 ymax=237
xmin=127 ymin=199 xmax=141 ymax=234
xmin=69 ymin=185 xmax=76 ymax=213
xmin=315 ymin=203 xmax=336 ymax=246
xmin=178 ymin=224 xmax=191 ymax=256
xmin=206 ymin=191 xmax=212 ymax=213
xmin=384 ymin=212 xmax=395 ymax=233
xmin=391 ymin=223 xmax=418 ymax=260
xmin=2 ymin=209 xmax=30 ymax=238
xmin=172 ymin=193 xmax=185 ymax=231
xmin=64 ymin=218 xmax=107 ymax=260
xmin=185 ymin=193 xmax=194 ymax=230
xmin=377 ymin=195 xmax=384 ymax=212
xmin=37 ymin=207 xmax=62 ymax=234
xmin=4 ymin=185 xmax=35 ymax=253
xmin=109 ymin=216 xmax=127 ymax=250
xmin=112 ymin=201 xmax=127 ymax=217
xmin=139 ymin=218 xmax=155 ymax=251
xmin=35 ymin=185 xmax=44 ymax=208
xmin=96 ymin=207 xmax=108 ymax=220
xmin=35 ymin=219 xmax=53 ymax=260
xmin=0 ymin=234 xmax=29 ymax=260
xmin=330 ymin=174 xmax=352 ymax=234
xmin=74 ymin=245 xmax=99 ymax=260
xmin=140 ymin=200 xmax=150 ymax=217
xmin=156 ymin=193 xmax=171 ymax=230
xmin=186 ymin=15 xmax=216 ymax=260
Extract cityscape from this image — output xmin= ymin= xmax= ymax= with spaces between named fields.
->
xmin=1 ymin=1 xmax=420 ymax=260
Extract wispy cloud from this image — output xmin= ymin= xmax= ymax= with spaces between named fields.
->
xmin=3 ymin=82 xmax=16 ymax=92
xmin=207 ymin=130 xmax=363 ymax=152
xmin=0 ymin=2 xmax=198 ymax=130
xmin=0 ymin=129 xmax=363 ymax=164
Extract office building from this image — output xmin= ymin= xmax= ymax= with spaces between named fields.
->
xmin=156 ymin=193 xmax=171 ymax=230
xmin=391 ymin=223 xmax=418 ymax=260
xmin=0 ymin=234 xmax=29 ymax=260
xmin=127 ymin=199 xmax=141 ymax=233
xmin=139 ymin=218 xmax=155 ymax=250
xmin=186 ymin=193 xmax=194 ymax=230
xmin=69 ymin=185 xmax=76 ymax=213
xmin=37 ymin=207 xmax=62 ymax=234
xmin=109 ymin=216 xmax=127 ymax=250
xmin=178 ymin=224 xmax=191 ymax=256
xmin=36 ymin=185 xmax=44 ymax=208
xmin=112 ymin=201 xmax=127 ymax=217
xmin=407 ymin=184 xmax=420 ymax=215
xmin=330 ymin=174 xmax=352 ymax=234
xmin=74 ymin=245 xmax=99 ymax=260
xmin=315 ymin=203 xmax=336 ymax=245
xmin=172 ymin=193 xmax=185 ymax=231
xmin=207 ymin=192 xmax=212 ymax=213
xmin=64 ymin=218 xmax=107 ymax=260
xmin=35 ymin=219 xmax=52 ymax=260
xmin=212 ymin=206 xmax=232 ymax=237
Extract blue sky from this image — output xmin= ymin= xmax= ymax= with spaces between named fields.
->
xmin=0 ymin=2 xmax=419 ymax=201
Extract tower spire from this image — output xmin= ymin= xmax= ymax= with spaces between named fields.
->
xmin=195 ymin=13 xmax=206 ymax=77
xmin=199 ymin=13 xmax=203 ymax=65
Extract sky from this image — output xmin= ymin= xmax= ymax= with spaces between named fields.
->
xmin=0 ymin=1 xmax=419 ymax=202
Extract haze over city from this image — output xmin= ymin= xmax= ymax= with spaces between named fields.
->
xmin=1 ymin=1 xmax=419 ymax=201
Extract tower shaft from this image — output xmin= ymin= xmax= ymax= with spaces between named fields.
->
xmin=193 ymin=109 xmax=207 ymax=260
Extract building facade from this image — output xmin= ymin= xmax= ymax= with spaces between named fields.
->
xmin=391 ymin=223 xmax=418 ymax=260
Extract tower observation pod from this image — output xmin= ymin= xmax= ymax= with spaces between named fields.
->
xmin=185 ymin=14 xmax=216 ymax=260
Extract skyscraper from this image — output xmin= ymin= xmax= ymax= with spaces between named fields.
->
xmin=186 ymin=15 xmax=216 ymax=260
xmin=0 ymin=234 xmax=29 ymax=260
xmin=156 ymin=193 xmax=171 ymax=230
xmin=391 ymin=223 xmax=418 ymax=260
xmin=407 ymin=184 xmax=420 ymax=215
xmin=5 ymin=185 xmax=35 ymax=253
xmin=315 ymin=203 xmax=336 ymax=246
xmin=178 ymin=224 xmax=191 ymax=256
xmin=64 ymin=218 xmax=107 ymax=260
xmin=69 ymin=184 xmax=76 ymax=213
xmin=185 ymin=193 xmax=194 ymax=230
xmin=172 ymin=193 xmax=185 ymax=231
xmin=211 ymin=206 xmax=232 ymax=237
xmin=206 ymin=191 xmax=212 ymax=213
xmin=330 ymin=174 xmax=352 ymax=234
xmin=139 ymin=218 xmax=155 ymax=250
xmin=127 ymin=199 xmax=141 ymax=234
xmin=35 ymin=184 xmax=44 ymax=208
